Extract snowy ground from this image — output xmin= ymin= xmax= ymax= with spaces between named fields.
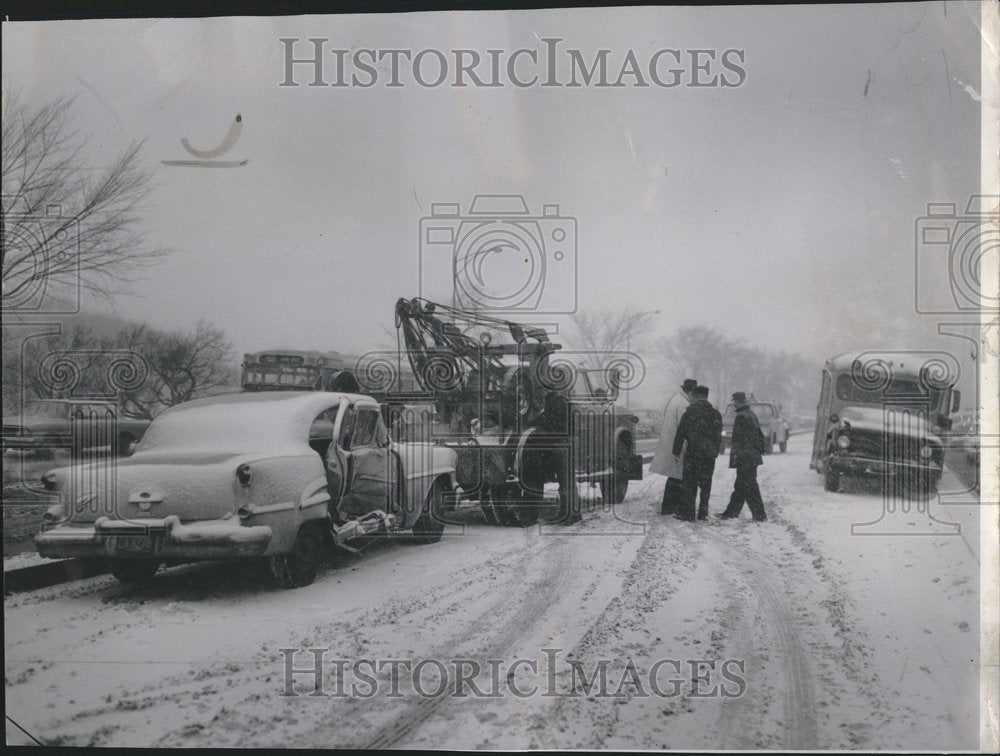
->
xmin=3 ymin=435 xmax=984 ymax=749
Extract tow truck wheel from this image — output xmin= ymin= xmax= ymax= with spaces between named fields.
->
xmin=412 ymin=481 xmax=447 ymax=543
xmin=487 ymin=485 xmax=539 ymax=528
xmin=600 ymin=441 xmax=631 ymax=504
xmin=269 ymin=524 xmax=321 ymax=588
xmin=506 ymin=487 xmax=541 ymax=527
xmin=109 ymin=558 xmax=160 ymax=584
xmin=480 ymin=491 xmax=500 ymax=526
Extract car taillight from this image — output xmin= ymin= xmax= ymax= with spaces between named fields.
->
xmin=236 ymin=464 xmax=252 ymax=486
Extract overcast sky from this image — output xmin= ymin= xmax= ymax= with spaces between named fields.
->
xmin=2 ymin=2 xmax=987 ymax=402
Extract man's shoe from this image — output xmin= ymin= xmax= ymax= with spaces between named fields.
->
xmin=715 ymin=512 xmax=736 ymax=520
xmin=674 ymin=514 xmax=695 ymax=522
xmin=697 ymin=515 xmax=708 ymax=521
xmin=752 ymin=515 xmax=768 ymax=522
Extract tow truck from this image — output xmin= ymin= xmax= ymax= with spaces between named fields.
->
xmin=387 ymin=298 xmax=643 ymax=526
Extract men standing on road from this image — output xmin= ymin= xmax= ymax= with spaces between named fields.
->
xmin=718 ymin=392 xmax=768 ymax=522
xmin=650 ymin=378 xmax=698 ymax=515
xmin=672 ymin=385 xmax=723 ymax=521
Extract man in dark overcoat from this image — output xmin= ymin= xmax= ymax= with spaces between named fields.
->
xmin=672 ymin=385 xmax=722 ymax=520
xmin=718 ymin=392 xmax=768 ymax=522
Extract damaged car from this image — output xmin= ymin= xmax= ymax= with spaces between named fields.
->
xmin=34 ymin=391 xmax=457 ymax=588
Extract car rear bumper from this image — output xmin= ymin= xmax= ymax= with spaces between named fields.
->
xmin=34 ymin=515 xmax=273 ymax=561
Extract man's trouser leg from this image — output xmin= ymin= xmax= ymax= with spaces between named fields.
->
xmin=723 ymin=468 xmax=748 ymax=517
xmin=697 ymin=478 xmax=712 ymax=520
xmin=678 ymin=477 xmax=697 ymax=520
xmin=662 ymin=477 xmax=684 ymax=515
xmin=742 ymin=465 xmax=766 ymax=520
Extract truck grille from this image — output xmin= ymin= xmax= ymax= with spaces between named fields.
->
xmin=2 ymin=425 xmax=24 ymax=436
xmin=849 ymin=430 xmax=928 ymax=464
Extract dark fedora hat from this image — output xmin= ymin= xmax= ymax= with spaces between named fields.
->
xmin=731 ymin=391 xmax=749 ymax=406
xmin=681 ymin=379 xmax=698 ymax=392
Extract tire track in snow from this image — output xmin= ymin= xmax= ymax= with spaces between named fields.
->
xmin=359 ymin=531 xmax=578 ymax=748
xmin=696 ymin=525 xmax=818 ymax=749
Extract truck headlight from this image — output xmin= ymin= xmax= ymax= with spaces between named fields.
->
xmin=919 ymin=445 xmax=934 ymax=459
xmin=836 ymin=435 xmax=850 ymax=450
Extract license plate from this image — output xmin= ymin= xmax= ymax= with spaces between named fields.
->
xmin=111 ymin=535 xmax=153 ymax=554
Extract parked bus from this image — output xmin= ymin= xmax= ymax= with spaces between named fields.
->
xmin=242 ymin=349 xmax=422 ymax=393
xmin=810 ymin=351 xmax=961 ymax=494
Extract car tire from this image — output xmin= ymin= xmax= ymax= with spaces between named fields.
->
xmin=823 ymin=470 xmax=840 ymax=492
xmin=269 ymin=524 xmax=322 ymax=588
xmin=411 ymin=481 xmax=447 ymax=543
xmin=109 ymin=559 xmax=160 ymax=584
xmin=37 ymin=435 xmax=60 ymax=460
xmin=779 ymin=439 xmax=788 ymax=453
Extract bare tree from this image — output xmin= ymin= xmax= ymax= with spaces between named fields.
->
xmin=656 ymin=326 xmax=735 ymax=395
xmin=570 ymin=307 xmax=660 ymax=368
xmin=1 ymin=324 xmax=103 ymax=410
xmin=655 ymin=326 xmax=818 ymax=412
xmin=116 ymin=321 xmax=236 ymax=419
xmin=1 ymin=93 xmax=166 ymax=308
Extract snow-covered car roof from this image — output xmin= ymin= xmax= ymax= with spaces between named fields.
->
xmin=137 ymin=391 xmax=376 ymax=454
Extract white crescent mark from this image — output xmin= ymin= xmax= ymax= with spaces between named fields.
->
xmin=181 ymin=114 xmax=243 ymax=159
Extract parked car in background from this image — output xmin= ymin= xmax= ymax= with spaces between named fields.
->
xmin=720 ymin=399 xmax=790 ymax=454
xmin=34 ymin=391 xmax=456 ymax=588
xmin=2 ymin=399 xmax=149 ymax=458
xmin=634 ymin=409 xmax=663 ymax=439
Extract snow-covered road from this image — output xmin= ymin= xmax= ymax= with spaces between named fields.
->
xmin=4 ymin=435 xmax=983 ymax=749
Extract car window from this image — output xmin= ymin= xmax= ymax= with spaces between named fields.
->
xmin=310 ymin=408 xmax=338 ymax=442
xmin=352 ymin=408 xmax=381 ymax=448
